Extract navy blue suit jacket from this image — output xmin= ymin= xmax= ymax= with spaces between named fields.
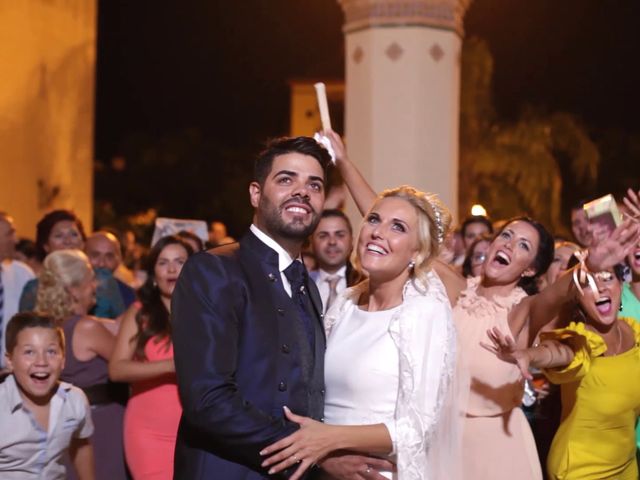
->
xmin=172 ymin=231 xmax=326 ymax=479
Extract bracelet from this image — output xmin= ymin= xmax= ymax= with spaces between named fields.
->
xmin=538 ymin=343 xmax=553 ymax=367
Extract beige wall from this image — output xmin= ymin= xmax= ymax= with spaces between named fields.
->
xmin=0 ymin=0 xmax=96 ymax=238
xmin=344 ymin=26 xmax=462 ymax=222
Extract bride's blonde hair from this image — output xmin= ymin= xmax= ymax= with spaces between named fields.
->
xmin=351 ymin=185 xmax=452 ymax=285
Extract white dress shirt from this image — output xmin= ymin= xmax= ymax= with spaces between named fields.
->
xmin=1 ymin=259 xmax=35 ymax=364
xmin=0 ymin=375 xmax=94 ymax=479
xmin=313 ymin=265 xmax=347 ymax=310
xmin=250 ymin=224 xmax=298 ymax=297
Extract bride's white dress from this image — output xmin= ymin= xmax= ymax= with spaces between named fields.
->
xmin=323 ymin=272 xmax=460 ymax=480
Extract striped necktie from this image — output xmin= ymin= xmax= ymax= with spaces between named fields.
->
xmin=325 ymin=275 xmax=340 ymax=313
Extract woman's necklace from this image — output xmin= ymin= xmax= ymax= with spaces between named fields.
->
xmin=608 ymin=321 xmax=623 ymax=356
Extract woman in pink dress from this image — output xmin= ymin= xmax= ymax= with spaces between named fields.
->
xmin=109 ymin=236 xmax=193 ymax=479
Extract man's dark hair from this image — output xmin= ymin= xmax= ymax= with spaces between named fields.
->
xmin=5 ymin=312 xmax=64 ymax=354
xmin=318 ymin=209 xmax=353 ymax=235
xmin=461 ymin=215 xmax=493 ymax=238
xmin=35 ymin=209 xmax=87 ymax=261
xmin=254 ymin=136 xmax=332 ymax=186
xmin=570 ymin=198 xmax=590 ymax=213
xmin=177 ymin=230 xmax=205 ymax=252
xmin=16 ymin=238 xmax=38 ymax=260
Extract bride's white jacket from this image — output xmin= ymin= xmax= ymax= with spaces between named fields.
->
xmin=324 ymin=270 xmax=460 ymax=480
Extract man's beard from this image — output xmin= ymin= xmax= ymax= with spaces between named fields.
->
xmin=259 ymin=195 xmax=320 ymax=241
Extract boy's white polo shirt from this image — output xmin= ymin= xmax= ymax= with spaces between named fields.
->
xmin=0 ymin=375 xmax=94 ymax=479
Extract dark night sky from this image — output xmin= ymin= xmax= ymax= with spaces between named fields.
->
xmin=95 ymin=0 xmax=640 ymax=228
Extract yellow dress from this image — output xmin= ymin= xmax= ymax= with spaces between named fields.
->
xmin=542 ymin=318 xmax=640 ymax=480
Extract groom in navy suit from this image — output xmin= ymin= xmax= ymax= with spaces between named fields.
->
xmin=172 ymin=136 xmax=331 ymax=479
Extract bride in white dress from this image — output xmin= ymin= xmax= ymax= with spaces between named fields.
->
xmin=261 ymin=180 xmax=464 ymax=480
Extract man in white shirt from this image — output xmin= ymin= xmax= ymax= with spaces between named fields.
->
xmin=310 ymin=209 xmax=355 ymax=312
xmin=0 ymin=212 xmax=35 ymax=367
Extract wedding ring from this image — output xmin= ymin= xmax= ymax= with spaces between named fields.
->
xmin=292 ymin=454 xmax=299 ymax=463
xmin=365 ymin=464 xmax=372 ymax=474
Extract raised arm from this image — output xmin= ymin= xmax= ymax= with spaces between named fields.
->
xmin=512 ymin=219 xmax=640 ymax=343
xmin=482 ymin=326 xmax=574 ymax=380
xmin=108 ymin=304 xmax=175 ymax=382
xmin=324 ymin=130 xmax=377 ymax=216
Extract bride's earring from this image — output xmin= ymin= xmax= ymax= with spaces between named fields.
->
xmin=408 ymin=260 xmax=416 ymax=269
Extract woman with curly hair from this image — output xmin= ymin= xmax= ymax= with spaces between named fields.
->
xmin=36 ymin=249 xmax=126 ymax=480
xmin=109 ymin=235 xmax=193 ymax=479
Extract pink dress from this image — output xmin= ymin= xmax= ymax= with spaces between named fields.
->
xmin=454 ymin=277 xmax=542 ymax=480
xmin=123 ymin=336 xmax=181 ymax=479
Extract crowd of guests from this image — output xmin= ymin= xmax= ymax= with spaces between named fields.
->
xmin=0 ymin=129 xmax=639 ymax=480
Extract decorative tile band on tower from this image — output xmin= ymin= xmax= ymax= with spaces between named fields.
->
xmin=338 ymin=0 xmax=472 ymax=35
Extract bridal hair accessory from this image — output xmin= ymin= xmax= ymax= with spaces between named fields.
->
xmin=313 ymin=132 xmax=336 ymax=164
xmin=571 ymin=250 xmax=597 ymax=296
xmin=426 ymin=195 xmax=445 ymax=245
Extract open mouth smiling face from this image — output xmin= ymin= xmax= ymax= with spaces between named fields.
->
xmin=627 ymin=245 xmax=640 ymax=276
xmin=483 ymin=221 xmax=539 ymax=284
xmin=6 ymin=327 xmax=65 ymax=404
xmin=357 ymin=197 xmax=419 ymax=282
xmin=577 ymin=270 xmax=621 ymax=326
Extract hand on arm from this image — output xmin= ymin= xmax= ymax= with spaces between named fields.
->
xmin=260 ymin=408 xmax=392 ymax=480
xmin=108 ymin=304 xmax=175 ymax=382
xmin=70 ymin=437 xmax=95 ymax=480
xmin=482 ymin=327 xmax=574 ymax=379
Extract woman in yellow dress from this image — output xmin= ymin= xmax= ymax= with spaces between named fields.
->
xmin=485 ymin=262 xmax=640 ymax=479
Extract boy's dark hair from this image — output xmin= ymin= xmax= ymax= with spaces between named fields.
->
xmin=5 ymin=312 xmax=65 ymax=354
xmin=254 ymin=136 xmax=332 ymax=187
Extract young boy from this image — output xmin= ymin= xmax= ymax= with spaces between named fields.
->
xmin=0 ymin=312 xmax=95 ymax=479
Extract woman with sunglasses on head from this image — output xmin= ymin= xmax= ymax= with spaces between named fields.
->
xmin=485 ymin=260 xmax=640 ymax=480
